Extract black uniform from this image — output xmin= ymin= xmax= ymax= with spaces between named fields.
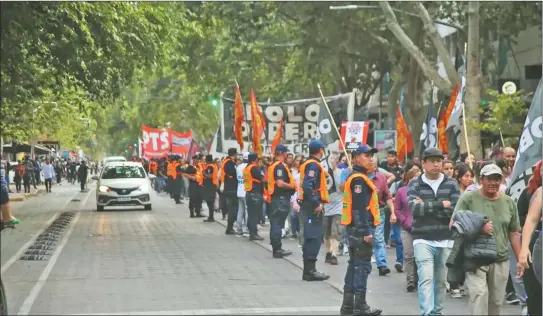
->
xmin=245 ymin=162 xmax=265 ymax=239
xmin=185 ymin=164 xmax=203 ymax=218
xmin=222 ymin=157 xmax=239 ymax=233
xmin=203 ymin=164 xmax=218 ymax=221
xmin=173 ymin=162 xmax=184 ymax=204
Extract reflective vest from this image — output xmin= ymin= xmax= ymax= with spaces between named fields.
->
xmin=263 ymin=171 xmax=271 ymax=203
xmin=266 ymin=161 xmax=294 ymax=200
xmin=149 ymin=161 xmax=158 ymax=175
xmin=205 ymin=163 xmax=219 ymax=186
xmin=298 ymin=158 xmax=330 ymax=203
xmin=220 ymin=158 xmax=235 ymax=184
xmin=167 ymin=162 xmax=176 ymax=178
xmin=341 ymin=172 xmax=381 ymax=226
xmin=172 ymin=162 xmax=180 ymax=180
xmin=243 ymin=163 xmax=261 ymax=192
xmin=196 ymin=163 xmax=204 ymax=185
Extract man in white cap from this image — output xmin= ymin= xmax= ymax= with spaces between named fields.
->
xmin=453 ymin=163 xmax=521 ymax=315
xmin=235 ymin=153 xmax=250 ymax=236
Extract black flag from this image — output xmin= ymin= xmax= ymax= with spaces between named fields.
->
xmin=419 ymin=94 xmax=439 ymax=156
xmin=317 ymin=100 xmax=339 ymax=146
xmin=507 ymin=79 xmax=542 ymax=202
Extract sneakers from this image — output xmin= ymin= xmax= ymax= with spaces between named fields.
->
xmin=371 ymin=256 xmax=376 ymax=263
xmin=342 ymin=245 xmax=349 ymax=256
xmin=506 ymin=292 xmax=520 ymax=305
xmin=451 ymin=289 xmax=463 ymax=299
xmin=378 ymin=267 xmax=390 ymax=276
xmin=394 ymin=262 xmax=403 ymax=273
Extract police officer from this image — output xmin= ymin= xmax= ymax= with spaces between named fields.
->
xmin=202 ymin=154 xmax=219 ymax=222
xmin=185 ymin=155 xmax=204 ymax=218
xmin=166 ymin=156 xmax=175 ymax=197
xmin=173 ymin=155 xmax=184 ymax=204
xmin=299 ymin=139 xmax=330 ymax=281
xmin=340 ymin=144 xmax=382 ymax=316
xmin=243 ymin=153 xmax=265 ymax=241
xmin=267 ymin=144 xmax=296 ymax=258
xmin=221 ymin=148 xmax=239 ymax=234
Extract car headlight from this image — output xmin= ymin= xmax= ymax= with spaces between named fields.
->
xmin=98 ymin=185 xmax=110 ymax=193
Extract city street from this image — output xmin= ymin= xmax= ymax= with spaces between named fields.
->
xmin=2 ymin=184 xmax=523 ymax=315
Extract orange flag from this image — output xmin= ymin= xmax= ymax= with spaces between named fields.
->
xmin=396 ymin=106 xmax=414 ymax=163
xmin=271 ymin=118 xmax=283 ymax=154
xmin=250 ymin=89 xmax=266 ymax=157
xmin=437 ymin=85 xmax=459 ymax=152
xmin=234 ymin=84 xmax=244 ymax=151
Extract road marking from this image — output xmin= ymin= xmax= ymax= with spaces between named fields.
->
xmin=73 ymin=306 xmax=340 ymax=315
xmin=1 ymin=188 xmax=83 ymax=274
xmin=17 ymin=189 xmax=92 ymax=316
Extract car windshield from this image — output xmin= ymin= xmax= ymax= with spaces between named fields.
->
xmin=102 ymin=165 xmax=145 ymax=179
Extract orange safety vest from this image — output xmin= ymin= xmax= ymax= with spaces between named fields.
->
xmin=149 ymin=161 xmax=158 ymax=175
xmin=172 ymin=162 xmax=180 ymax=180
xmin=167 ymin=161 xmax=176 ymax=178
xmin=341 ymin=173 xmax=381 ymax=226
xmin=266 ymin=160 xmax=294 ymax=202
xmin=220 ymin=157 xmax=235 ymax=184
xmin=196 ymin=163 xmax=204 ymax=186
xmin=298 ymin=158 xmax=330 ymax=203
xmin=243 ymin=163 xmax=261 ymax=192
xmin=205 ymin=163 xmax=219 ymax=186
xmin=263 ymin=171 xmax=271 ymax=203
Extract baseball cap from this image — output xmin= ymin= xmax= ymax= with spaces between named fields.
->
xmin=275 ymin=144 xmax=289 ymax=154
xmin=480 ymin=164 xmax=503 ymax=177
xmin=243 ymin=152 xmax=249 ymax=161
xmin=422 ymin=148 xmax=444 ymax=160
xmin=353 ymin=144 xmax=377 ymax=156
xmin=308 ymin=139 xmax=326 ymax=151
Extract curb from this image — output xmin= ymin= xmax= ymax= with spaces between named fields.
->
xmin=9 ymin=189 xmax=45 ymax=202
xmin=213 ymin=217 xmax=345 ymax=295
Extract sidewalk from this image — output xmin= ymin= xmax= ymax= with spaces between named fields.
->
xmin=210 ymin=210 xmax=522 ymax=315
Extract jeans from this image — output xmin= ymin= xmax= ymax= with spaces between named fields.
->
xmin=236 ymin=197 xmax=247 ymax=233
xmin=44 ymin=178 xmax=52 ymax=192
xmin=290 ymin=209 xmax=299 ymax=235
xmin=269 ymin=196 xmax=290 ymax=252
xmin=508 ymin=240 xmax=527 ymax=305
xmin=391 ymin=223 xmax=404 ymax=264
xmin=372 ymin=207 xmax=388 ymax=268
xmin=414 ymin=243 xmax=450 ymax=316
xmin=155 ymin=177 xmax=166 ymax=193
xmin=401 ymin=229 xmax=417 ymax=288
xmin=246 ymin=192 xmax=263 ymax=236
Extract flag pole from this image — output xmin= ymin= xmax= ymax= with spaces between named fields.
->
xmin=317 ymin=84 xmax=352 ymax=168
xmin=499 ymin=128 xmax=505 ymax=147
xmin=461 ymin=101 xmax=473 ymax=170
xmin=234 ymin=79 xmax=247 ymax=151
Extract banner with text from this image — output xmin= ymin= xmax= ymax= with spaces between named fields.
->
xmin=169 ymin=129 xmax=192 ymax=157
xmin=141 ymin=124 xmax=170 ymax=159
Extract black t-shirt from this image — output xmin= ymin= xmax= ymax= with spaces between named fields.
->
xmin=271 ymin=162 xmax=294 ymax=197
xmin=379 ymin=161 xmax=402 ymax=183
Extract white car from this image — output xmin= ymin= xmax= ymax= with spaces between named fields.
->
xmin=92 ymin=162 xmax=155 ymax=212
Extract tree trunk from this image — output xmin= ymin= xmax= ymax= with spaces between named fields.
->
xmin=465 ymin=1 xmax=483 ymax=158
xmin=405 ymin=56 xmax=427 ymax=155
xmin=379 ymin=1 xmax=453 ymax=94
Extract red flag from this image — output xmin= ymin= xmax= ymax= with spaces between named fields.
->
xmin=234 ymin=84 xmax=245 ymax=151
xmin=396 ymin=106 xmax=413 ymax=163
xmin=438 ymin=85 xmax=459 ymax=152
xmin=271 ymin=118 xmax=283 ymax=154
xmin=250 ymin=89 xmax=266 ymax=157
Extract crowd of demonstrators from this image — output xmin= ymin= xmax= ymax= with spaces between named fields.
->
xmin=147 ymin=142 xmax=540 ymax=316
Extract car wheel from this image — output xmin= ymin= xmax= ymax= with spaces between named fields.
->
xmin=144 ymin=204 xmax=152 ymax=211
xmin=97 ymin=205 xmax=104 ymax=212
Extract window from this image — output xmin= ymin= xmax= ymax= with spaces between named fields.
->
xmin=102 ymin=166 xmax=145 ymax=179
xmin=525 ymin=65 xmax=542 ymax=80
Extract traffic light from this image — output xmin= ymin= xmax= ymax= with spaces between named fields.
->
xmin=208 ymin=96 xmax=219 ymax=107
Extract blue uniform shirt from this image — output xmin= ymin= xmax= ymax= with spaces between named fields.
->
xmin=301 ymin=157 xmax=322 ymax=207
xmin=347 ymin=165 xmax=373 ymax=237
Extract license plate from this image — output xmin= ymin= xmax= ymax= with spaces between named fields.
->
xmin=117 ymin=197 xmax=131 ymax=202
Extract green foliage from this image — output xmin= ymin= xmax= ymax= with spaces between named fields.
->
xmin=474 ymin=89 xmax=529 ymax=138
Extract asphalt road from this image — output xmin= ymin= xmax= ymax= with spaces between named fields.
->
xmin=1 ymin=183 xmax=524 ymax=315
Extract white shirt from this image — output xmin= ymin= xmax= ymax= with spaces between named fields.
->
xmin=325 ymin=169 xmax=343 ymax=216
xmin=413 ymin=173 xmax=453 ymax=248
xmin=290 ymin=170 xmax=301 ymax=210
xmin=236 ymin=163 xmax=247 ymax=198
xmin=42 ymin=164 xmax=55 ymax=179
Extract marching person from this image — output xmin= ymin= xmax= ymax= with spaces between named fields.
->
xmin=173 ymin=156 xmax=184 ymax=204
xmin=203 ymin=155 xmax=219 ymax=222
xmin=166 ymin=156 xmax=175 ymax=197
xmin=267 ymin=144 xmax=296 ymax=258
xmin=298 ymin=139 xmax=330 ymax=281
xmin=221 ymin=148 xmax=239 ymax=234
xmin=185 ymin=155 xmax=204 ymax=218
xmin=340 ymin=144 xmax=382 ymax=316
xmin=244 ymin=153 xmax=265 ymax=241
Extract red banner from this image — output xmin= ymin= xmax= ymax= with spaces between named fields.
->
xmin=169 ymin=129 xmax=192 ymax=157
xmin=141 ymin=124 xmax=170 ymax=158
